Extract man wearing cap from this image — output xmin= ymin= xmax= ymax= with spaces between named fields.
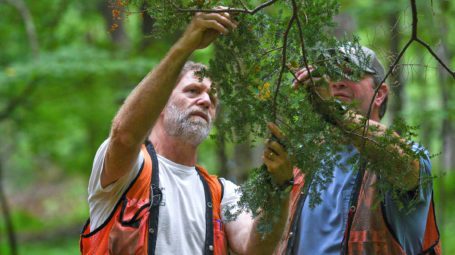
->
xmin=264 ymin=46 xmax=441 ymax=254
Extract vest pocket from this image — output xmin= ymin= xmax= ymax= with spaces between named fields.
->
xmin=108 ymin=198 xmax=150 ymax=254
xmin=119 ymin=197 xmax=150 ymax=228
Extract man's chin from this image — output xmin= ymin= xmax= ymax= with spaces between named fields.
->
xmin=188 ymin=116 xmax=210 ymax=126
xmin=189 ymin=115 xmax=210 ymax=123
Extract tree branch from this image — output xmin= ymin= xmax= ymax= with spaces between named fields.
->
xmin=362 ymin=0 xmax=455 ymax=151
xmin=0 ymin=160 xmax=18 ymax=255
xmin=173 ymin=0 xmax=278 ymax=14
xmin=271 ymin=13 xmax=295 ymax=122
xmin=292 ymin=0 xmax=318 ymax=90
xmin=415 ymin=38 xmax=455 ymax=78
xmin=0 ymin=79 xmax=38 ymax=121
xmin=4 ymin=0 xmax=39 ymax=59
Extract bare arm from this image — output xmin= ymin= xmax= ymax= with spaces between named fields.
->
xmin=226 ymin=123 xmax=292 ymax=254
xmin=225 ymin=198 xmax=289 ymax=255
xmin=101 ymin=11 xmax=237 ymax=188
xmin=293 ymin=67 xmax=420 ymax=191
xmin=337 ymin=113 xmax=420 ymax=191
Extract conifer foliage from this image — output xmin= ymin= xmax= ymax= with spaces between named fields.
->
xmin=120 ymin=0 xmax=431 ymax=234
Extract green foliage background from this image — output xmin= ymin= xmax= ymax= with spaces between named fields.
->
xmin=0 ymin=0 xmax=454 ymax=254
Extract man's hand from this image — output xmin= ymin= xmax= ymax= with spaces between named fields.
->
xmin=292 ymin=66 xmax=350 ymax=126
xmin=292 ymin=66 xmax=332 ymax=101
xmin=263 ymin=122 xmax=293 ymax=186
xmin=177 ymin=7 xmax=238 ymax=51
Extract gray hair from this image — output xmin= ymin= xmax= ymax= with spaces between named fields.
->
xmin=177 ymin=61 xmax=207 ymax=83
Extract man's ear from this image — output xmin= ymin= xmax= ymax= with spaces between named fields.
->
xmin=374 ymin=83 xmax=388 ymax=107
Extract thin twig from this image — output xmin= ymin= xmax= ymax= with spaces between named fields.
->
xmin=174 ymin=0 xmax=278 ymax=14
xmin=292 ymin=0 xmax=317 ymax=90
xmin=415 ymin=38 xmax=455 ymax=78
xmin=271 ymin=13 xmax=296 ymax=122
xmin=361 ymin=0 xmax=455 ymax=153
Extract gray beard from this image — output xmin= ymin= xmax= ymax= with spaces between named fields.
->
xmin=162 ymin=103 xmax=212 ymax=146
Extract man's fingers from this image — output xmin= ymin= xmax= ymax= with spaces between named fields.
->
xmin=213 ymin=6 xmax=231 ymax=19
xmin=295 ymin=66 xmax=314 ymax=76
xmin=197 ymin=19 xmax=229 ymax=34
xmin=199 ymin=12 xmax=237 ymax=31
xmin=267 ymin=122 xmax=285 ymax=140
xmin=263 ymin=156 xmax=278 ymax=173
xmin=266 ymin=140 xmax=287 ymax=157
xmin=292 ymin=67 xmax=315 ymax=90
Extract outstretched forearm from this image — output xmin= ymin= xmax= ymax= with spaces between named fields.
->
xmin=247 ymin=197 xmax=290 ymax=255
xmin=103 ymin=42 xmax=194 ymax=187
xmin=101 ymin=10 xmax=237 ymax=187
xmin=111 ymin=42 xmax=193 ymax=149
xmin=338 ymin=112 xmax=420 ymax=191
xmin=226 ymin=196 xmax=290 ymax=255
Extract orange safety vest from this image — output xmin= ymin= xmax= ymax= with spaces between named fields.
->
xmin=80 ymin=142 xmax=228 ymax=255
xmin=275 ymin=168 xmax=441 ymax=255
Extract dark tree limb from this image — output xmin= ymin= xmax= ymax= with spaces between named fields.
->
xmin=415 ymin=38 xmax=455 ymax=78
xmin=361 ymin=0 xmax=455 ymax=150
xmin=0 ymin=79 xmax=38 ymax=255
xmin=292 ymin=0 xmax=318 ymax=91
xmin=271 ymin=12 xmax=295 ymax=122
xmin=0 ymin=161 xmax=17 ymax=255
xmin=0 ymin=2 xmax=39 ymax=254
xmin=174 ymin=0 xmax=279 ymax=14
xmin=0 ymin=79 xmax=38 ymax=121
xmin=3 ymin=0 xmax=39 ymax=59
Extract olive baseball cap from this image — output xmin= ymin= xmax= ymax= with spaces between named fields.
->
xmin=338 ymin=45 xmax=386 ymax=86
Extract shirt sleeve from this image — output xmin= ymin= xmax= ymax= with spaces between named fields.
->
xmin=219 ymin=178 xmax=241 ymax=222
xmin=88 ymin=138 xmax=144 ymax=194
xmin=415 ymin=143 xmax=433 ymax=201
xmin=87 ymin=138 xmax=144 ymax=231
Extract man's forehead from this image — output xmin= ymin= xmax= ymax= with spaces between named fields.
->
xmin=178 ymin=71 xmax=212 ymax=88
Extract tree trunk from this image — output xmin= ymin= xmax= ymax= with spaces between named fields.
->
xmin=140 ymin=2 xmax=155 ymax=50
xmin=417 ymin=54 xmax=433 ymax=150
xmin=0 ymin=159 xmax=18 ymax=255
xmin=4 ymin=0 xmax=39 ymax=59
xmin=332 ymin=13 xmax=356 ymax=38
xmin=232 ymin=142 xmax=252 ymax=183
xmin=387 ymin=10 xmax=404 ymax=122
xmin=214 ymin=106 xmax=229 ymax=179
xmin=436 ymin=3 xmax=454 ymax=250
xmin=98 ymin=0 xmax=129 ymax=48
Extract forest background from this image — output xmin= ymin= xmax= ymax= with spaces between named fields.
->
xmin=0 ymin=0 xmax=454 ymax=254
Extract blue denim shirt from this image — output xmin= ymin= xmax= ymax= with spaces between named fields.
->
xmin=293 ymin=143 xmax=432 ymax=255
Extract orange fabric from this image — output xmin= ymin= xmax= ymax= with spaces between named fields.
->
xmin=421 ymin=201 xmax=442 ymax=254
xmin=275 ymin=169 xmax=441 ymax=255
xmin=347 ymin=172 xmax=405 ymax=255
xmin=196 ymin=164 xmax=228 ymax=255
xmin=274 ymin=168 xmax=305 ymax=255
xmin=80 ymin=145 xmax=228 ymax=255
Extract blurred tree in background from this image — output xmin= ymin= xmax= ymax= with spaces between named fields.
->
xmin=0 ymin=0 xmax=454 ymax=254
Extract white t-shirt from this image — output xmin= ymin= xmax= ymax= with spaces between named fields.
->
xmin=87 ymin=139 xmax=240 ymax=255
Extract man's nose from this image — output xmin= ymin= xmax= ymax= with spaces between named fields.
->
xmin=196 ymin=92 xmax=211 ymax=109
xmin=331 ymin=81 xmax=347 ymax=90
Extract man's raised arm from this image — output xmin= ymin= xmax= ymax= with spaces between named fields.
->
xmin=101 ymin=11 xmax=237 ymax=188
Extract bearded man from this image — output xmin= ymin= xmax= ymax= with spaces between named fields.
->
xmin=80 ymin=9 xmax=289 ymax=255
